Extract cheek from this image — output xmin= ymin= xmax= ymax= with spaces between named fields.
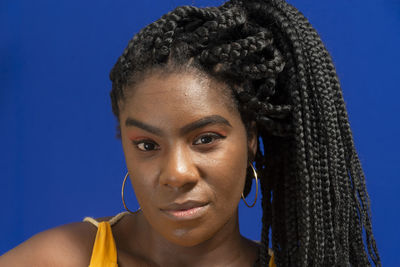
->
xmin=200 ymin=138 xmax=248 ymax=205
xmin=125 ymin=160 xmax=160 ymax=210
xmin=128 ymin=167 xmax=158 ymax=202
xmin=121 ymin=137 xmax=158 ymax=200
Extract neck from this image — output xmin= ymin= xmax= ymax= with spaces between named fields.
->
xmin=133 ymin=209 xmax=257 ymax=266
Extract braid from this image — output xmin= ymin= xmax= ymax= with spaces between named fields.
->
xmin=109 ymin=0 xmax=381 ymax=266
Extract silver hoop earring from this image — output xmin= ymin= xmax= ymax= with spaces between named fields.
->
xmin=241 ymin=162 xmax=259 ymax=208
xmin=121 ymin=172 xmax=142 ymax=214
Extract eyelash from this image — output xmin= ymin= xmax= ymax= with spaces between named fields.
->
xmin=132 ymin=133 xmax=226 ymax=152
xmin=132 ymin=139 xmax=160 ymax=152
xmin=192 ymin=133 xmax=226 ymax=146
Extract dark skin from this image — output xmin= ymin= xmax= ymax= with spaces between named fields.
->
xmin=0 ymin=70 xmax=260 ymax=267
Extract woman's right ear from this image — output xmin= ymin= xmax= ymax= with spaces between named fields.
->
xmin=247 ymin=121 xmax=258 ymax=162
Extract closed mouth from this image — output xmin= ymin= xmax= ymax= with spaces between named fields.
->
xmin=160 ymin=201 xmax=209 ymax=220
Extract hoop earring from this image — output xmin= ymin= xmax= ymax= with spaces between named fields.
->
xmin=121 ymin=172 xmax=142 ymax=214
xmin=241 ymin=162 xmax=259 ymax=208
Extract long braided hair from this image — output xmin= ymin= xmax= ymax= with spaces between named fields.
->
xmin=109 ymin=0 xmax=381 ymax=266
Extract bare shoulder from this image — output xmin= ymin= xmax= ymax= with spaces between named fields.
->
xmin=0 ymin=221 xmax=97 ymax=267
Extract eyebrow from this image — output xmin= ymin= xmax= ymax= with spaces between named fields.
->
xmin=125 ymin=115 xmax=232 ymax=136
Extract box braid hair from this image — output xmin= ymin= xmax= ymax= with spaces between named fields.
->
xmin=109 ymin=0 xmax=381 ymax=266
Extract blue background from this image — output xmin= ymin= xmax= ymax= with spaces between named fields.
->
xmin=1 ymin=0 xmax=399 ymax=265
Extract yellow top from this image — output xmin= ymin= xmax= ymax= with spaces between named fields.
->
xmin=83 ymin=212 xmax=276 ymax=267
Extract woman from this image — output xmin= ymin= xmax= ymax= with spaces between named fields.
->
xmin=0 ymin=0 xmax=381 ymax=266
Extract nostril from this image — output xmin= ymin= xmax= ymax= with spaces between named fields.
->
xmin=159 ymin=148 xmax=199 ymax=188
xmin=159 ymin=162 xmax=199 ymax=189
xmin=160 ymin=170 xmax=199 ymax=189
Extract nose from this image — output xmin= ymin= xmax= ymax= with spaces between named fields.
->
xmin=159 ymin=144 xmax=200 ymax=189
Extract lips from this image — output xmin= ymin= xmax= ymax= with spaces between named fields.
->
xmin=160 ymin=200 xmax=209 ymax=220
xmin=162 ymin=200 xmax=208 ymax=211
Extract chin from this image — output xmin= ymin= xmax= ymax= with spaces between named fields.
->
xmin=165 ymin=227 xmax=215 ymax=247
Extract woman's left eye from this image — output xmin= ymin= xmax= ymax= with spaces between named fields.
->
xmin=193 ymin=133 xmax=225 ymax=145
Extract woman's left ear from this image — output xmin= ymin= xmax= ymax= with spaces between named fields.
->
xmin=247 ymin=121 xmax=258 ymax=162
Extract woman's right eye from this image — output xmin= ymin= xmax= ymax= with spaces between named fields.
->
xmin=132 ymin=140 xmax=160 ymax=151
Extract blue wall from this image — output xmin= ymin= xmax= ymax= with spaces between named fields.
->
xmin=1 ymin=0 xmax=399 ymax=265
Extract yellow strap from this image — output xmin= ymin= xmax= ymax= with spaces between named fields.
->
xmin=88 ymin=222 xmax=118 ymax=267
xmin=269 ymin=252 xmax=276 ymax=267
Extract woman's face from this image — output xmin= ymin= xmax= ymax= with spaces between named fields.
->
xmin=119 ymin=70 xmax=257 ymax=247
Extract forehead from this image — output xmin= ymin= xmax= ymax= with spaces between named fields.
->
xmin=120 ymin=71 xmax=239 ymax=121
